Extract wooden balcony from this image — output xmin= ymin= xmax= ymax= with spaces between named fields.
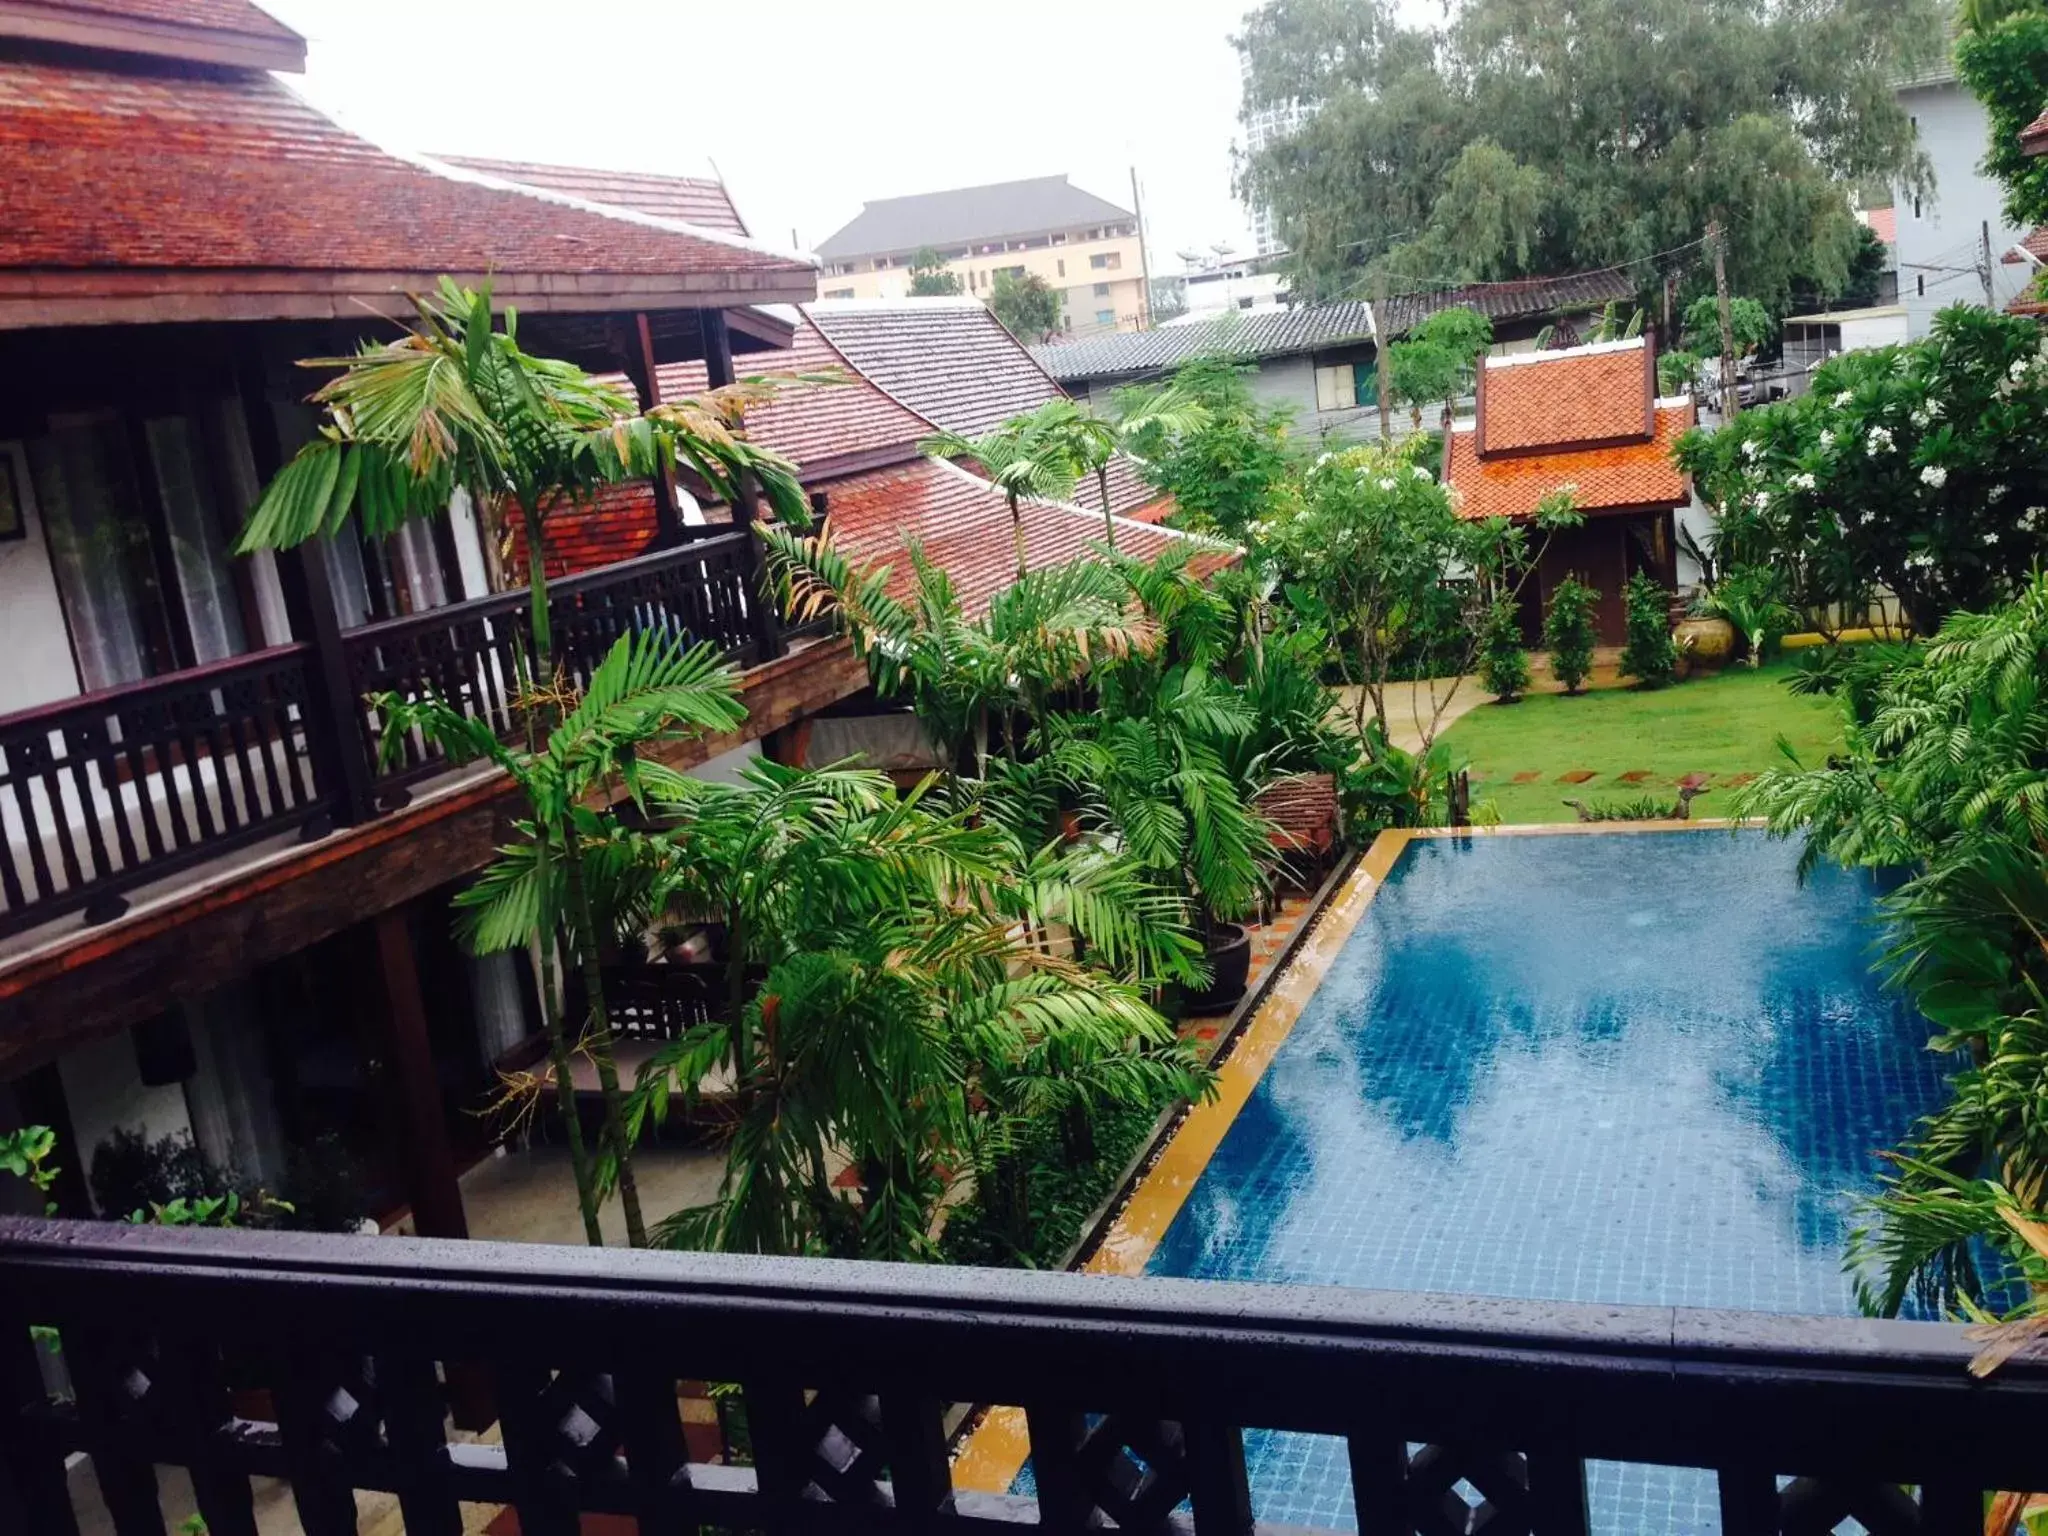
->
xmin=0 ymin=531 xmax=777 ymax=942
xmin=1 ymin=1218 xmax=2043 ymax=1535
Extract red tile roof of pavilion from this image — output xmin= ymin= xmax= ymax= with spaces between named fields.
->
xmin=656 ymin=317 xmax=929 ymax=476
xmin=0 ymin=52 xmax=816 ymax=325
xmin=2023 ymin=106 xmax=2048 ymax=156
xmin=1477 ymin=340 xmax=1654 ymax=457
xmin=1446 ymin=401 xmax=1694 ymax=522
xmin=434 ymin=155 xmax=750 ymax=238
xmin=807 ymin=298 xmax=1173 ymax=523
xmin=823 ymin=458 xmax=1229 ymax=616
xmin=0 ymin=0 xmax=303 ymax=68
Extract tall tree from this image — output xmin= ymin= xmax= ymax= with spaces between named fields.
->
xmin=1957 ymin=6 xmax=2048 ymax=232
xmin=907 ymin=246 xmax=963 ymax=296
xmin=1236 ymin=0 xmax=1943 ymax=309
xmin=990 ymin=271 xmax=1063 ymax=340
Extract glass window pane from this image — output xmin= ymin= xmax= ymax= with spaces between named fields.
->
xmin=27 ymin=420 xmax=164 ymax=691
xmin=145 ymin=415 xmax=247 ymax=665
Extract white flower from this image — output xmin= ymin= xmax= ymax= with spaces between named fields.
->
xmin=1833 ymin=391 xmax=1854 ymax=407
xmin=1741 ymin=439 xmax=1761 ymax=461
xmin=1906 ymin=551 xmax=1936 ymax=571
xmin=1866 ymin=426 xmax=1894 ymax=453
xmin=1984 ymin=531 xmax=2000 ymax=546
xmin=1412 ymin=465 xmax=1432 ymax=480
xmin=1315 ymin=452 xmax=1333 ymax=468
xmin=1378 ymin=477 xmax=1398 ymax=491
xmin=1919 ymin=464 xmax=1948 ymax=489
xmin=1819 ymin=429 xmax=1836 ymax=450
xmin=1910 ymin=408 xmax=1929 ymax=428
xmin=1750 ymin=491 xmax=1772 ymax=511
xmin=1858 ymin=510 xmax=1875 ymax=525
xmin=2025 ymin=506 xmax=2048 ymax=532
xmin=1926 ymin=398 xmax=1944 ymax=419
xmin=1788 ymin=472 xmax=1817 ymax=492
xmin=2012 ymin=358 xmax=2031 ymax=383
xmin=1990 ymin=484 xmax=2009 ymax=503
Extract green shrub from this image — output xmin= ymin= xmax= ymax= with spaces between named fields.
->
xmin=1478 ymin=598 xmax=1529 ymax=701
xmin=1619 ymin=572 xmax=1679 ymax=688
xmin=1541 ymin=575 xmax=1599 ymax=694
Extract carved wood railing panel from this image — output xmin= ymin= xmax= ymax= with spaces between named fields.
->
xmin=1 ymin=1220 xmax=2042 ymax=1536
xmin=0 ymin=645 xmax=327 ymax=937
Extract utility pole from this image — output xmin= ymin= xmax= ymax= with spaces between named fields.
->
xmin=1982 ymin=219 xmax=1996 ymax=308
xmin=1130 ymin=165 xmax=1154 ymax=330
xmin=1371 ymin=271 xmax=1394 ymax=443
xmin=1710 ymin=218 xmax=1739 ymax=420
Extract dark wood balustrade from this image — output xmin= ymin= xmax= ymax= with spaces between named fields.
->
xmin=0 ymin=646 xmax=329 ymax=937
xmin=1 ymin=1218 xmax=2043 ymax=1536
xmin=0 ymin=533 xmax=776 ymax=938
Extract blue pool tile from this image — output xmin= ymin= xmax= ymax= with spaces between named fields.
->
xmin=1138 ymin=832 xmax=1949 ymax=1535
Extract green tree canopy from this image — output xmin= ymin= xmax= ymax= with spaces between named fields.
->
xmin=908 ymin=246 xmax=963 ymax=296
xmin=1236 ymin=0 xmax=1943 ymax=310
xmin=1957 ymin=8 xmax=2048 ymax=231
xmin=990 ymin=271 xmax=1063 ymax=340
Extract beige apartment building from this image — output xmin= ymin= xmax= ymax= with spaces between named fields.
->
xmin=816 ymin=174 xmax=1149 ymax=335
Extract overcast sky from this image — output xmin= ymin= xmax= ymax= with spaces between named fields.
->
xmin=260 ymin=0 xmax=1273 ymax=271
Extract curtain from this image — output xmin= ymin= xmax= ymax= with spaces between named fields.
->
xmin=183 ymin=982 xmax=287 ymax=1187
xmin=27 ymin=419 xmax=157 ymax=692
xmin=471 ymin=951 xmax=532 ymax=1065
xmin=144 ymin=415 xmax=247 ymax=665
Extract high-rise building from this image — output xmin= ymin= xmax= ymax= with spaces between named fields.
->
xmin=1242 ymin=97 xmax=1316 ymax=257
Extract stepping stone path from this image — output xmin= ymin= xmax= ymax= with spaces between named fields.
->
xmin=1511 ymin=771 xmax=1544 ymax=784
xmin=1678 ymin=772 xmax=1712 ymax=790
xmin=1557 ymin=769 xmax=1598 ymax=784
xmin=1720 ymin=772 xmax=1755 ymax=787
xmin=1616 ymin=770 xmax=1654 ymax=784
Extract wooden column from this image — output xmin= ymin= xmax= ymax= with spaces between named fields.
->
xmin=367 ymin=906 xmax=469 ymax=1241
xmin=702 ymin=308 xmax=736 ymax=389
xmin=761 ymin=717 xmax=811 ymax=768
xmin=237 ymin=358 xmax=378 ymax=828
xmin=703 ymin=310 xmax=784 ymax=659
xmin=620 ymin=312 xmax=682 ymax=548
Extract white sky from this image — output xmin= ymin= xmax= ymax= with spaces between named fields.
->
xmin=259 ymin=0 xmax=1270 ymax=270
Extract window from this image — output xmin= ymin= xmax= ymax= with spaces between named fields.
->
xmin=1057 ymin=259 xmax=1066 ymax=277
xmin=874 ymin=256 xmax=892 ymax=270
xmin=824 ymin=287 xmax=855 ymax=300
xmin=1093 ymin=282 xmax=1111 ymax=297
xmin=1237 ymin=297 xmax=1254 ymax=310
xmin=1052 ymin=233 xmax=1067 ymax=245
xmin=1353 ymin=364 xmax=1378 ymax=406
xmin=1090 ymin=252 xmax=1121 ymax=271
xmin=1095 ymin=309 xmax=1116 ymax=326
xmin=999 ymin=264 xmax=1026 ymax=279
xmin=1314 ymin=364 xmax=1357 ymax=413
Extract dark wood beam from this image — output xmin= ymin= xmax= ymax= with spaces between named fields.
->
xmin=619 ymin=313 xmax=681 ymax=547
xmin=368 ymin=906 xmax=468 ymax=1242
xmin=703 ymin=309 xmax=737 ymax=390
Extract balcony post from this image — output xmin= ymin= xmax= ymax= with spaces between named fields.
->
xmin=731 ymin=468 xmax=785 ymax=663
xmin=237 ymin=360 xmax=377 ymax=828
xmin=620 ymin=312 xmax=682 ymax=549
xmin=366 ymin=905 xmax=469 ymax=1244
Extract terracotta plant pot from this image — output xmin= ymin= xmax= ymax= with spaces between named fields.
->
xmin=1184 ymin=923 xmax=1253 ymax=1014
xmin=1674 ymin=616 xmax=1736 ymax=671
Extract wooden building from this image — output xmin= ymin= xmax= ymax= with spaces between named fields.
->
xmin=1442 ymin=337 xmax=1696 ymax=644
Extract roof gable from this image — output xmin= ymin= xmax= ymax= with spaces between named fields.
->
xmin=817 ymin=174 xmax=1131 ymax=259
xmin=1376 ymin=269 xmax=1638 ymax=337
xmin=1447 ymin=400 xmax=1693 ymax=521
xmin=1476 ymin=339 xmax=1654 ymax=459
xmin=0 ymin=0 xmax=302 ymax=70
xmin=1028 ymin=301 xmax=1375 ymax=383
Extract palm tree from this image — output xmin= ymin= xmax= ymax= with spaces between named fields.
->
xmin=1028 ymin=393 xmax=1207 ymax=548
xmin=234 ymin=279 xmax=807 ymax=1246
xmin=920 ymin=417 xmax=1078 ymax=582
xmin=612 ymin=759 xmax=1206 ymax=1259
xmin=379 ymin=628 xmax=747 ymax=1249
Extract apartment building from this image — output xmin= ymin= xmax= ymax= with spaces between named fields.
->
xmin=816 ymin=175 xmax=1149 ymax=335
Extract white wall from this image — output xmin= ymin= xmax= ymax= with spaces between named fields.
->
xmin=0 ymin=440 xmax=81 ymax=715
xmin=1896 ymin=80 xmax=2032 ymax=337
xmin=55 ymin=1031 xmax=194 ymax=1212
xmin=690 ymin=738 xmax=762 ymax=786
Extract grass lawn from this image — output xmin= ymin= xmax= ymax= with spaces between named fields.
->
xmin=1435 ymin=659 xmax=1844 ymax=825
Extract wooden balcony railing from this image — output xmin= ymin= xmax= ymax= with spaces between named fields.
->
xmin=1 ymin=1218 xmax=2043 ymax=1536
xmin=0 ymin=533 xmax=779 ymax=939
xmin=0 ymin=646 xmax=329 ymax=936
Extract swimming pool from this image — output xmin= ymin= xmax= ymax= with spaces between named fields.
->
xmin=1142 ymin=829 xmax=1947 ymax=1534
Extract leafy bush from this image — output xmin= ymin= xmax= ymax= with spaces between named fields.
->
xmin=1478 ymin=599 xmax=1529 ymax=701
xmin=940 ymin=1100 xmax=1167 ymax=1269
xmin=1698 ymin=565 xmax=1797 ymax=666
xmin=1619 ymin=572 xmax=1679 ymax=688
xmin=1541 ymin=575 xmax=1599 ymax=693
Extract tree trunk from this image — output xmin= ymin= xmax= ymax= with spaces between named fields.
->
xmin=725 ymin=906 xmax=753 ymax=1090
xmin=520 ymin=497 xmax=604 ymax=1246
xmin=561 ymin=816 xmax=647 ymax=1248
xmin=1008 ymin=491 xmax=1028 ymax=582
xmin=1097 ymin=467 xmax=1116 ymax=549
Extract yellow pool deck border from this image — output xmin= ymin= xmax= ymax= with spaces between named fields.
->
xmin=950 ymin=817 xmax=1755 ymax=1493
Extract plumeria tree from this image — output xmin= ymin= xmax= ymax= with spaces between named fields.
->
xmin=1677 ymin=306 xmax=2048 ymax=634
xmin=1257 ymin=440 xmax=1579 ymax=751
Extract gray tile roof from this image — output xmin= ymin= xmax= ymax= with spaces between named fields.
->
xmin=1027 ymin=302 xmax=1375 ymax=383
xmin=807 ymin=298 xmax=1169 ymax=519
xmin=1028 ymin=270 xmax=1641 ymax=384
xmin=816 ymin=175 xmax=1132 ymax=260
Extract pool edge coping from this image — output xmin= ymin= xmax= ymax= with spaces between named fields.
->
xmin=949 ymin=818 xmax=1760 ymax=1494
